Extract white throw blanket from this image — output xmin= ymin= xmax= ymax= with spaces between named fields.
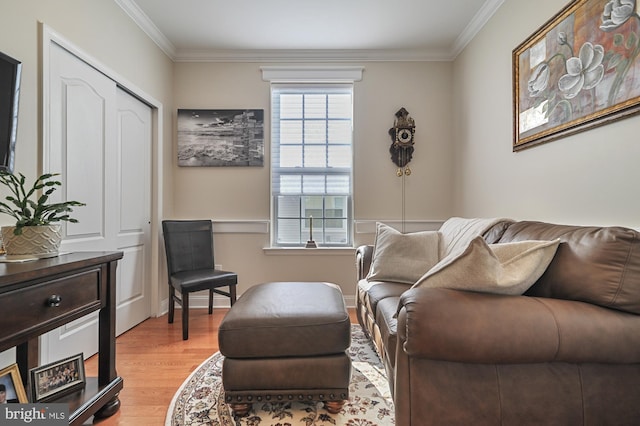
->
xmin=439 ymin=217 xmax=513 ymax=259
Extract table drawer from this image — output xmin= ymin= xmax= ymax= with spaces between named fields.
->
xmin=0 ymin=268 xmax=102 ymax=339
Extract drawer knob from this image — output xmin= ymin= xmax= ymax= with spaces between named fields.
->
xmin=46 ymin=295 xmax=62 ymax=307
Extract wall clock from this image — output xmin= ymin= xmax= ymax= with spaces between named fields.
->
xmin=388 ymin=107 xmax=415 ymax=176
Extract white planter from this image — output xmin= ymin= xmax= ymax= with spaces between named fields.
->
xmin=1 ymin=225 xmax=62 ymax=258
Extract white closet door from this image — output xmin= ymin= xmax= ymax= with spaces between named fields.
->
xmin=48 ymin=43 xmax=118 ymax=253
xmin=114 ymin=87 xmax=151 ymax=336
xmin=41 ymin=42 xmax=151 ymax=363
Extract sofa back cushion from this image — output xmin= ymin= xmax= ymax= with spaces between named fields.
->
xmin=438 ymin=217 xmax=513 ymax=258
xmin=499 ymin=221 xmax=640 ymax=314
xmin=483 ymin=221 xmax=513 ymax=243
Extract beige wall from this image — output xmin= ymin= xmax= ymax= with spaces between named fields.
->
xmin=10 ymin=0 xmax=632 ymax=308
xmin=0 ymin=1 xmax=174 ymax=304
xmin=0 ymin=0 xmax=174 ymax=189
xmin=173 ymin=61 xmax=455 ymax=297
xmin=2 ymin=1 xmax=456 ymax=308
xmin=453 ymin=0 xmax=640 ymax=229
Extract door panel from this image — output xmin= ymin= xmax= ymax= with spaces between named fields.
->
xmin=64 ymin=81 xmax=107 ymax=240
xmin=49 ymin=42 xmax=116 ymax=252
xmin=115 ymin=88 xmax=151 ymax=335
xmin=42 ymin=42 xmax=151 ymax=363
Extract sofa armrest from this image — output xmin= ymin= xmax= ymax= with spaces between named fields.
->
xmin=355 ymin=245 xmax=374 ymax=281
xmin=397 ymin=287 xmax=640 ymax=364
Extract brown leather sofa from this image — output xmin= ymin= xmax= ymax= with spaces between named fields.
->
xmin=356 ymin=220 xmax=640 ymax=425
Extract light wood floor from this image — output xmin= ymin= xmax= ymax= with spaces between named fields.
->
xmin=84 ymin=308 xmax=358 ymax=425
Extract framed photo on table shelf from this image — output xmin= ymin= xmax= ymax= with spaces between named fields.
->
xmin=30 ymin=353 xmax=86 ymax=403
xmin=0 ymin=364 xmax=28 ymax=403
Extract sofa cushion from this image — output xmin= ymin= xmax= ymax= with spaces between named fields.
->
xmin=483 ymin=220 xmax=514 ymax=244
xmin=367 ymin=222 xmax=440 ymax=284
xmin=359 ymin=279 xmax=411 ymax=321
xmin=438 ymin=217 xmax=514 ymax=259
xmin=413 ymin=236 xmax=560 ymax=296
xmin=375 ymin=296 xmax=400 ymax=369
xmin=499 ymin=221 xmax=640 ymax=314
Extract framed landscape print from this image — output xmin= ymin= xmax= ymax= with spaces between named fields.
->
xmin=513 ymin=0 xmax=640 ymax=150
xmin=177 ymin=109 xmax=264 ymax=166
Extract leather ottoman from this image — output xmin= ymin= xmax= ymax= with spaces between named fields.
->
xmin=218 ymin=281 xmax=352 ymax=417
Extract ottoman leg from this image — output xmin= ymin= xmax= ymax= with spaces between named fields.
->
xmin=229 ymin=402 xmax=252 ymax=417
xmin=324 ymin=400 xmax=347 ymax=414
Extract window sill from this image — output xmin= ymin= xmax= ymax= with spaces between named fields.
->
xmin=263 ymin=247 xmax=355 ymax=256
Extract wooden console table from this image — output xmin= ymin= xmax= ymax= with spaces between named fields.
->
xmin=0 ymin=251 xmax=124 ymax=425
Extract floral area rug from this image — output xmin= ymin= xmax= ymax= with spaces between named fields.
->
xmin=166 ymin=325 xmax=395 ymax=426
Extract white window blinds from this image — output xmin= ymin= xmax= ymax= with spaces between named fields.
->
xmin=271 ymin=84 xmax=353 ymax=247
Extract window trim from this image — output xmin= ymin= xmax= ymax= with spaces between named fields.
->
xmin=260 ymin=65 xmax=364 ymax=83
xmin=262 ymin=66 xmax=363 ymax=249
xmin=269 ymin=83 xmax=355 ymax=248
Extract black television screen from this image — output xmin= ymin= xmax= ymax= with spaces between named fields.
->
xmin=0 ymin=51 xmax=21 ymax=173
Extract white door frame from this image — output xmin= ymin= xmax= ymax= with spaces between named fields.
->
xmin=40 ymin=23 xmax=163 ymax=318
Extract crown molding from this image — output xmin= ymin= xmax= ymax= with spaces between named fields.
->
xmin=173 ymin=48 xmax=453 ymax=63
xmin=451 ymin=0 xmax=505 ymax=58
xmin=118 ymin=0 xmax=503 ymax=63
xmin=115 ymin=0 xmax=177 ymax=60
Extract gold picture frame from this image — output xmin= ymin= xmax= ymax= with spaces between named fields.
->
xmin=0 ymin=364 xmax=29 ymax=403
xmin=513 ymin=0 xmax=640 ymax=150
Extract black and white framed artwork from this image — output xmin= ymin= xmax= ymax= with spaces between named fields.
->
xmin=177 ymin=109 xmax=264 ymax=166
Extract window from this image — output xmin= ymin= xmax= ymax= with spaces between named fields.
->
xmin=271 ymin=84 xmax=353 ymax=247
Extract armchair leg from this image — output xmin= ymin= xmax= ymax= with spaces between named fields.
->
xmin=182 ymin=291 xmax=189 ymax=340
xmin=168 ymin=287 xmax=175 ymax=324
xmin=230 ymin=284 xmax=237 ymax=306
xmin=208 ymin=289 xmax=214 ymax=315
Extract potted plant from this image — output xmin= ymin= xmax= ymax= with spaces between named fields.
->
xmin=0 ymin=171 xmax=85 ymax=258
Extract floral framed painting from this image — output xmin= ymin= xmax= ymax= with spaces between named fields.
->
xmin=513 ymin=0 xmax=640 ymax=150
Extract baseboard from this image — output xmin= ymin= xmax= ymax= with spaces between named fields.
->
xmin=343 ymin=294 xmax=356 ymax=308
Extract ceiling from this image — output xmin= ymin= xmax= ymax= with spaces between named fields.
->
xmin=116 ymin=0 xmax=504 ymax=62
